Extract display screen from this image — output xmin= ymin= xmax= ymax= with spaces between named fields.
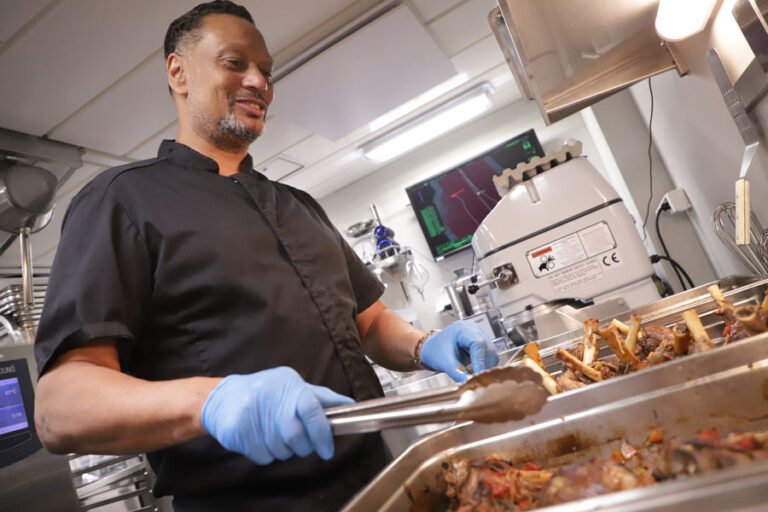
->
xmin=406 ymin=129 xmax=544 ymax=260
xmin=0 ymin=378 xmax=29 ymax=435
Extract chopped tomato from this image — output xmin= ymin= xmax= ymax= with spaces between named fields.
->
xmin=480 ymin=470 xmax=511 ymax=498
xmin=734 ymin=436 xmax=758 ymax=450
xmin=696 ymin=429 xmax=720 ymax=443
xmin=647 ymin=429 xmax=664 ymax=444
xmin=521 ymin=462 xmax=542 ymax=471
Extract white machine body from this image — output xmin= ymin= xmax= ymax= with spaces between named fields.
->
xmin=472 ymin=148 xmax=659 ymax=320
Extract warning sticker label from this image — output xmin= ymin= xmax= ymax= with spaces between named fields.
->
xmin=527 ymin=222 xmax=616 ymax=278
xmin=550 ymin=258 xmax=605 ymax=294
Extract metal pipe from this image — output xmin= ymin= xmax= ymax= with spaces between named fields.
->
xmin=19 ymin=227 xmax=33 ymax=310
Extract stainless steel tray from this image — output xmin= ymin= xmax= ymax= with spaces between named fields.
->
xmin=381 ymin=276 xmax=766 ymax=456
xmin=343 ymin=330 xmax=768 ymax=511
xmin=502 ymin=274 xmax=768 ymax=369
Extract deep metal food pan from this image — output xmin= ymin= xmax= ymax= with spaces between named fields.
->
xmin=343 ymin=331 xmax=768 ymax=511
xmin=503 ymin=274 xmax=767 ymax=358
xmin=502 ymin=275 xmax=768 ymax=373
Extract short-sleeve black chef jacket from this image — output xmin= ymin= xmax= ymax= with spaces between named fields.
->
xmin=35 ymin=140 xmax=389 ymax=511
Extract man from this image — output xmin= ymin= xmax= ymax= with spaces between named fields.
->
xmin=33 ymin=2 xmax=498 ymax=510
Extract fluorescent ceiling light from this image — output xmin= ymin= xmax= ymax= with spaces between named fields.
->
xmin=361 ymin=82 xmax=494 ymax=164
xmin=368 ymin=73 xmax=469 ymax=132
xmin=655 ymin=0 xmax=717 ymax=42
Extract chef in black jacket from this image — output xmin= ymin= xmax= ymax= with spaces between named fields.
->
xmin=33 ymin=2 xmax=498 ymax=510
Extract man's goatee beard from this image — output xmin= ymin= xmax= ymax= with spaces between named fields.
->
xmin=192 ymin=109 xmax=261 ymax=151
xmin=213 ymin=112 xmax=259 ymax=149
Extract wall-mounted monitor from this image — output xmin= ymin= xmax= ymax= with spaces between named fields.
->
xmin=406 ymin=129 xmax=544 ymax=260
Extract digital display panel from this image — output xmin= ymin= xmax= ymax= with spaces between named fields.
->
xmin=0 ymin=378 xmax=29 ymax=435
xmin=406 ymin=129 xmax=544 ymax=259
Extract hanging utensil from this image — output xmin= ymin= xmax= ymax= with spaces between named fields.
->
xmin=713 ymin=202 xmax=768 ymax=274
xmin=325 ymin=366 xmax=548 ymax=435
xmin=708 ymin=48 xmax=761 ymax=246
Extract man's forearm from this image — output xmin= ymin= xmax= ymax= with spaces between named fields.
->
xmin=35 ymin=361 xmax=219 ymax=455
xmin=361 ymin=307 xmax=425 ymax=372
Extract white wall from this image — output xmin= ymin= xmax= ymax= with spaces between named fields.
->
xmin=586 ymin=90 xmax=718 ymax=291
xmin=627 ymin=1 xmax=768 ymax=277
xmin=319 ymin=99 xmax=615 ymax=330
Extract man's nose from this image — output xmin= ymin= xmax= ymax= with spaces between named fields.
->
xmin=243 ymin=68 xmax=270 ymax=92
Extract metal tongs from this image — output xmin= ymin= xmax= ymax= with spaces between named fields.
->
xmin=325 ymin=366 xmax=549 ymax=435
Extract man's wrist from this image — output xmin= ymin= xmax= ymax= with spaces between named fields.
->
xmin=412 ymin=329 xmax=440 ymax=370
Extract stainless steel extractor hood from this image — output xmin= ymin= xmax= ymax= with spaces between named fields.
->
xmin=489 ymin=0 xmax=686 ymax=125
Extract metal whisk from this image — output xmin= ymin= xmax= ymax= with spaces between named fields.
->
xmin=713 ymin=202 xmax=768 ymax=274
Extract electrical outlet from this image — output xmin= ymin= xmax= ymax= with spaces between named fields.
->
xmin=658 ymin=188 xmax=692 ymax=214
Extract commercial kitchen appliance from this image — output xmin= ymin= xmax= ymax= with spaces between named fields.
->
xmin=0 ymin=341 xmax=79 ymax=512
xmin=471 ymin=140 xmax=661 ymax=341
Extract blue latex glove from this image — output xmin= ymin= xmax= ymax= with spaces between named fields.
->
xmin=420 ymin=321 xmax=499 ymax=382
xmin=201 ymin=366 xmax=353 ymax=465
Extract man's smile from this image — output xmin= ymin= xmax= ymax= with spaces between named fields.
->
xmin=233 ymin=97 xmax=266 ymax=118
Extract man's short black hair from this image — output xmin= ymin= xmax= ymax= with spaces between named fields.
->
xmin=164 ymin=1 xmax=255 ymax=59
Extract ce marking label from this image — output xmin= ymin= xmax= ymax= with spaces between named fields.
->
xmin=601 ymin=251 xmax=621 ymax=267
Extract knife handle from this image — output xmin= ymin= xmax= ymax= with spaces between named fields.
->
xmin=735 ymin=178 xmax=751 ymax=246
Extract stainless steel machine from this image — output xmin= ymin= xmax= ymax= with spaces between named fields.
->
xmin=0 ymin=341 xmax=79 ymax=512
xmin=471 ymin=140 xmax=660 ymax=341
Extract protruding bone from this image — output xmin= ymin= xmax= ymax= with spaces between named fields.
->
xmin=625 ymin=316 xmax=642 ymax=353
xmin=556 ymin=347 xmax=602 ymax=382
xmin=597 ymin=325 xmax=644 ymax=369
xmin=734 ymin=305 xmax=767 ymax=334
xmin=707 ymin=284 xmax=732 ymax=314
xmin=681 ymin=309 xmax=714 ymax=351
xmin=672 ymin=323 xmax=690 ymax=355
xmin=582 ymin=319 xmax=599 ymax=365
xmin=521 ymin=356 xmax=559 ymax=395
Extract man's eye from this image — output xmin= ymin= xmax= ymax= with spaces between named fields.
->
xmin=261 ymin=70 xmax=273 ymax=81
xmin=225 ymin=59 xmax=242 ymax=68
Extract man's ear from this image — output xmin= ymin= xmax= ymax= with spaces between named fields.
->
xmin=167 ymin=53 xmax=188 ymax=96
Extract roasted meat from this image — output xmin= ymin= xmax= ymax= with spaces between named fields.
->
xmin=443 ymin=455 xmax=553 ymax=512
xmin=707 ymin=285 xmax=768 ymax=343
xmin=654 ymin=429 xmax=768 ymax=480
xmin=522 ymin=292 xmax=766 ymax=397
xmin=554 ymin=368 xmax=587 ymax=392
xmin=538 ymin=458 xmax=644 ymax=506
xmin=638 ymin=325 xmax=676 ymax=365
xmin=442 ymin=429 xmax=768 ymax=511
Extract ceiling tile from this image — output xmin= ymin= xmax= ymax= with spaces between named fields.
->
xmin=249 ymin=116 xmax=312 ymax=166
xmin=282 ymin=151 xmax=370 ymax=193
xmin=409 ymin=0 xmax=466 ymax=23
xmin=126 ymin=122 xmax=178 ymax=161
xmin=280 ymin=134 xmax=337 ymax=167
xmin=0 ymin=0 xmax=50 ymax=43
xmin=427 ymin=0 xmax=497 ymax=57
xmin=256 ymin=155 xmax=304 ymax=181
xmin=241 ymin=0 xmax=365 ymax=55
xmin=0 ymin=0 xmax=192 ymax=136
xmin=270 ymin=4 xmax=455 ymax=140
xmin=450 ymin=34 xmax=506 ymax=78
xmin=49 ymin=53 xmax=176 ymax=155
